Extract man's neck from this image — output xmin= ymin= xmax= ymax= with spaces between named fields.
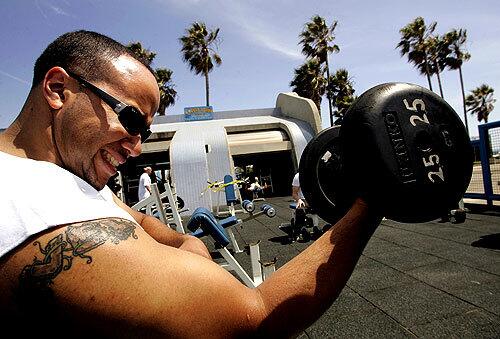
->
xmin=0 ymin=100 xmax=60 ymax=164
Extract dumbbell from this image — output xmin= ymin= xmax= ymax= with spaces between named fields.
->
xmin=300 ymin=83 xmax=473 ymax=224
xmin=260 ymin=204 xmax=276 ymax=218
xmin=242 ymin=199 xmax=255 ymax=213
xmin=449 ymin=209 xmax=466 ymax=224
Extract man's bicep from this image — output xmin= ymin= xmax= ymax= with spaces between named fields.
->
xmin=8 ymin=217 xmax=262 ymax=336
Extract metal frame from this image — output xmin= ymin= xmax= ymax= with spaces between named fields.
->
xmin=464 ymin=120 xmax=500 ymax=206
xmin=132 ymin=182 xmax=186 ymax=233
xmin=215 ymin=237 xmax=270 ymax=288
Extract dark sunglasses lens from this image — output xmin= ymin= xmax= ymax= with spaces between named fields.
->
xmin=118 ymin=106 xmax=147 ymax=136
xmin=141 ymin=129 xmax=152 ymax=142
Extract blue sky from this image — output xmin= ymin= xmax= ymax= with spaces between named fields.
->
xmin=1 ymin=0 xmax=499 ymax=137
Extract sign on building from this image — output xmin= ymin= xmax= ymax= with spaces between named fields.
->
xmin=184 ymin=106 xmax=214 ymax=121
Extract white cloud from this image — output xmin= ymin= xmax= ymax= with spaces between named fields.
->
xmin=48 ymin=4 xmax=70 ymax=16
xmin=0 ymin=70 xmax=30 ymax=85
xmin=35 ymin=0 xmax=72 ymax=19
xmin=157 ymin=0 xmax=303 ymax=60
xmin=232 ymin=19 xmax=303 ymax=60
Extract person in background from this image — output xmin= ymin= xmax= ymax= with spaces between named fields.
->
xmin=138 ymin=166 xmax=152 ymax=201
xmin=292 ymin=172 xmax=306 ymax=208
xmin=249 ymin=176 xmax=263 ymax=199
xmin=292 ymin=172 xmax=322 ymax=238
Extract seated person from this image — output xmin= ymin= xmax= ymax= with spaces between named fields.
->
xmin=248 ymin=176 xmax=263 ymax=199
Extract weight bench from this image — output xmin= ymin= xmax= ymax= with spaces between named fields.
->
xmin=216 ymin=174 xmax=244 ymax=215
xmin=187 ymin=207 xmax=275 ymax=287
xmin=214 ymin=175 xmax=246 ymax=253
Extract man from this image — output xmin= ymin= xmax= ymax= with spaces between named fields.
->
xmin=0 ymin=31 xmax=379 ymax=337
xmin=248 ymin=176 xmax=263 ymax=199
xmin=291 ymin=172 xmax=320 ymax=237
xmin=292 ymin=172 xmax=306 ymax=208
xmin=138 ymin=166 xmax=152 ymax=201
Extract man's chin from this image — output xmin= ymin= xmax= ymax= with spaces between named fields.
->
xmin=85 ymin=177 xmax=107 ymax=191
xmin=83 ymin=170 xmax=109 ymax=192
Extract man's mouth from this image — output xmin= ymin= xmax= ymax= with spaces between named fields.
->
xmin=103 ymin=149 xmax=120 ymax=168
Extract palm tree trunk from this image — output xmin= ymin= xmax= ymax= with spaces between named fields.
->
xmin=458 ymin=66 xmax=469 ymax=135
xmin=423 ymin=55 xmax=433 ymax=92
xmin=435 ymin=62 xmax=444 ymax=98
xmin=158 ymin=103 xmax=166 ymax=115
xmin=325 ymin=58 xmax=333 ymax=126
xmin=204 ymin=69 xmax=210 ymax=106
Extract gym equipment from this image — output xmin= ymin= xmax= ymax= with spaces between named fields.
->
xmin=241 ymin=200 xmax=276 ymax=221
xmin=131 ymin=182 xmax=187 ymax=233
xmin=210 ymin=176 xmax=276 ymax=253
xmin=286 ymin=203 xmax=321 ymax=242
xmin=260 ymin=204 xmax=276 ymax=218
xmin=450 ymin=209 xmax=466 ymax=223
xmin=187 ymin=208 xmax=275 ymax=287
xmin=300 ymin=83 xmax=473 ymax=224
xmin=242 ymin=199 xmax=255 ymax=213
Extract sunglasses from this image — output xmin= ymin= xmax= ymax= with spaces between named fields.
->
xmin=67 ymin=71 xmax=152 ymax=141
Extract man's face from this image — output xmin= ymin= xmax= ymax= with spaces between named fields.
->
xmin=54 ymin=55 xmax=160 ymax=190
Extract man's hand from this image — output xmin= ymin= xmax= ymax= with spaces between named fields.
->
xmin=113 ymin=193 xmax=211 ymax=259
xmin=139 ymin=214 xmax=211 ymax=259
xmin=178 ymin=234 xmax=212 ymax=260
xmin=296 ymin=198 xmax=306 ymax=209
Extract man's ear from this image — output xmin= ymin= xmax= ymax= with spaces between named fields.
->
xmin=42 ymin=67 xmax=71 ymax=110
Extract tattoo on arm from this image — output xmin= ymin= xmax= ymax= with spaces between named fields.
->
xmin=19 ymin=218 xmax=138 ymax=292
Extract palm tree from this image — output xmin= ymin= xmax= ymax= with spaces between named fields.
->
xmin=327 ymin=69 xmax=356 ymax=124
xmin=179 ymin=22 xmax=222 ymax=107
xmin=425 ymin=35 xmax=446 ymax=98
xmin=290 ymin=58 xmax=327 ymax=113
xmin=441 ymin=29 xmax=471 ymax=133
xmin=126 ymin=42 xmax=177 ymax=115
xmin=465 ymin=84 xmax=496 ymax=123
xmin=155 ymin=68 xmax=177 ymax=115
xmin=126 ymin=42 xmax=156 ymax=66
xmin=299 ymin=15 xmax=340 ymax=126
xmin=397 ymin=17 xmax=437 ymax=91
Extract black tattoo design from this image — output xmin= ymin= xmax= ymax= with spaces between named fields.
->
xmin=19 ymin=218 xmax=137 ymax=292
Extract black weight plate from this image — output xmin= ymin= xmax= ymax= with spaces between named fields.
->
xmin=299 ymin=126 xmax=349 ymax=224
xmin=340 ymin=83 xmax=473 ymax=223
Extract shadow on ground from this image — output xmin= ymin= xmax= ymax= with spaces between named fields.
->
xmin=471 ymin=233 xmax=500 ymax=250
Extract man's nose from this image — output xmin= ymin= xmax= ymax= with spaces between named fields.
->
xmin=122 ymin=135 xmax=142 ymax=157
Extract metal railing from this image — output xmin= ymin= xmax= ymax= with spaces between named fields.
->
xmin=464 ymin=120 xmax=500 ymax=206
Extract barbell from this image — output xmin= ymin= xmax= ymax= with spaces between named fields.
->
xmin=299 ymin=83 xmax=473 ymax=224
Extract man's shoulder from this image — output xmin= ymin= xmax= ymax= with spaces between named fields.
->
xmin=0 ymin=154 xmax=134 ymax=258
xmin=0 ymin=217 xmax=157 ymax=324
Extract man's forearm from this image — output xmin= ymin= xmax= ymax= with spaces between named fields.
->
xmin=140 ymin=214 xmax=211 ymax=259
xmin=255 ymin=198 xmax=380 ymax=337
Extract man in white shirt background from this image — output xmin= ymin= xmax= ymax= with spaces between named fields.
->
xmin=138 ymin=166 xmax=152 ymax=201
xmin=292 ymin=172 xmax=321 ymax=237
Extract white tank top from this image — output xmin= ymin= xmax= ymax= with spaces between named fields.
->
xmin=0 ymin=151 xmax=137 ymax=258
